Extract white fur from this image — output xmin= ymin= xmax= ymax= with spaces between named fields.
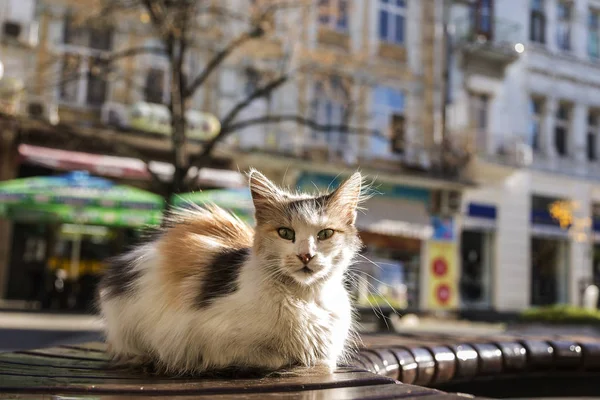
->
xmin=99 ymin=171 xmax=364 ymax=375
xmin=99 ymin=246 xmax=354 ymax=373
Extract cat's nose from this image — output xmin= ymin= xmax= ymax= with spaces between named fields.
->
xmin=296 ymin=253 xmax=314 ymax=265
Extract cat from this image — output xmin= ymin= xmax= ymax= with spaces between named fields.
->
xmin=97 ymin=169 xmax=366 ymax=375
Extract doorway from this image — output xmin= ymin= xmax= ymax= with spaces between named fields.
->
xmin=531 ymin=237 xmax=569 ymax=306
xmin=460 ymin=230 xmax=493 ymax=309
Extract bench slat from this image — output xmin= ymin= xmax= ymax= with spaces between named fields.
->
xmin=448 ymin=344 xmax=478 ymax=379
xmin=0 ymin=370 xmax=396 ymax=395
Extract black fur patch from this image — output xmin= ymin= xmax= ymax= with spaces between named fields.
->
xmin=99 ymin=256 xmax=141 ymax=299
xmin=195 ymin=247 xmax=250 ymax=309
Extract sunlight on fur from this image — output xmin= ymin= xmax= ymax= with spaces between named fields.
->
xmin=98 ymin=169 xmax=379 ymax=376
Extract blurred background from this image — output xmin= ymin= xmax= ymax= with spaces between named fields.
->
xmin=0 ymin=0 xmax=599 ymax=347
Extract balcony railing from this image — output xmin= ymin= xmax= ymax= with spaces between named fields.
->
xmin=454 ymin=129 xmax=533 ymax=168
xmin=452 ymin=16 xmax=522 ymax=64
xmin=235 ymin=129 xmax=408 ymax=167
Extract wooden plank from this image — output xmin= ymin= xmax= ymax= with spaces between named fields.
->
xmin=0 ymin=371 xmax=396 ymax=395
xmin=548 ymin=340 xmax=583 ymax=369
xmin=356 ymin=351 xmax=386 ymax=376
xmin=366 ymin=349 xmax=402 ymax=379
xmin=0 ymin=361 xmax=186 ymax=381
xmin=429 ymin=346 xmax=456 ymax=384
xmin=519 ymin=340 xmax=554 ymax=370
xmin=18 ymin=347 xmax=111 ymax=362
xmin=472 ymin=344 xmax=502 ymax=375
xmin=579 ymin=341 xmax=600 ymax=370
xmin=60 ymin=342 xmax=109 ymax=353
xmin=0 ymin=382 xmax=478 ymax=399
xmin=350 ymin=353 xmax=376 ymax=373
xmin=0 ymin=353 xmax=109 ymax=370
xmin=494 ymin=342 xmax=527 ymax=371
xmin=389 ymin=348 xmax=418 ymax=385
xmin=448 ymin=344 xmax=478 ymax=380
xmin=408 ymin=348 xmax=435 ymax=386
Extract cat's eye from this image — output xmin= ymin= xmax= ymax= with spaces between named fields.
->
xmin=317 ymin=229 xmax=334 ymax=241
xmin=277 ymin=227 xmax=295 ymax=241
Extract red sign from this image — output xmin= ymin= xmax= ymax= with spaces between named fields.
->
xmin=432 ymin=257 xmax=448 ymax=277
xmin=436 ymin=284 xmax=451 ymax=304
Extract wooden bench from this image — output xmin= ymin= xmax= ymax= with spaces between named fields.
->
xmin=351 ymin=331 xmax=600 ymax=398
xmin=4 ymin=330 xmax=600 ymax=399
xmin=0 ymin=340 xmax=485 ymax=399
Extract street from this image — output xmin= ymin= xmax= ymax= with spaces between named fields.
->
xmin=0 ymin=312 xmax=103 ymax=352
xmin=0 ymin=328 xmax=102 ymax=352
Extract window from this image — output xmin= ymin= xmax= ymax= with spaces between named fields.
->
xmin=318 ymin=0 xmax=349 ymax=32
xmin=390 ymin=114 xmax=405 ymax=153
xmin=469 ymin=93 xmax=489 ymax=151
xmin=64 ymin=15 xmax=113 ymax=50
xmin=378 ymin=0 xmax=406 ymax=45
xmin=588 ymin=112 xmax=599 ymax=161
xmin=144 ymin=68 xmax=166 ymax=104
xmin=86 ymin=58 xmax=109 ymax=106
xmin=312 ymin=77 xmax=349 ymax=148
xmin=471 ymin=0 xmax=494 ymax=40
xmin=556 ymin=1 xmax=571 ymax=51
xmin=244 ymin=68 xmax=262 ymax=96
xmin=590 ymin=10 xmax=600 ymax=58
xmin=555 ymin=103 xmax=570 ymax=157
xmin=373 ymin=86 xmax=405 ymax=155
xmin=530 ymin=0 xmax=546 ymax=44
xmin=529 ymin=98 xmax=543 ymax=151
xmin=60 ymin=12 xmax=113 ymax=107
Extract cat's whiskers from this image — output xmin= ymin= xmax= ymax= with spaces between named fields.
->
xmin=345 ymin=271 xmax=390 ymax=324
xmin=345 ymin=265 xmax=402 ymax=329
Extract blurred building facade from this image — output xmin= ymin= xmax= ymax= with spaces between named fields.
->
xmin=0 ymin=0 xmax=473 ymax=313
xmin=449 ymin=0 xmax=600 ymax=312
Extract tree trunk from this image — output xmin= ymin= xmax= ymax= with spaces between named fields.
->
xmin=167 ymin=35 xmax=188 ymax=205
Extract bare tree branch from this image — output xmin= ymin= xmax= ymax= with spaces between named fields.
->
xmin=183 ymin=0 xmax=306 ymax=99
xmin=183 ymin=28 xmax=262 ymax=99
xmin=186 ymin=74 xmax=289 ymax=169
xmin=105 ymin=46 xmax=167 ymax=62
xmin=221 ymin=75 xmax=289 ymax=130
xmin=222 ymin=114 xmax=382 ymax=137
xmin=142 ymin=0 xmax=166 ymax=32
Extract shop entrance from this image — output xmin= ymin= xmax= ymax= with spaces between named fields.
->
xmin=531 ymin=237 xmax=569 ymax=306
xmin=460 ymin=229 xmax=493 ymax=309
xmin=6 ymin=222 xmax=139 ymax=311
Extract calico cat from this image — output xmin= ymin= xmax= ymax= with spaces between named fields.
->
xmin=98 ymin=169 xmax=366 ymax=375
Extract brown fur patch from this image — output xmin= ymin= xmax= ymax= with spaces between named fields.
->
xmin=157 ymin=205 xmax=254 ymax=308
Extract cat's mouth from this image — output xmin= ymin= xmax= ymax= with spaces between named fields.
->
xmin=300 ymin=266 xmax=314 ymax=274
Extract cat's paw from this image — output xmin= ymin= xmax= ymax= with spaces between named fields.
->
xmin=108 ymin=353 xmax=157 ymax=373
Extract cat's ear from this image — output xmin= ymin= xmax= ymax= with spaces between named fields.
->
xmin=327 ymin=172 xmax=363 ymax=225
xmin=249 ymin=169 xmax=283 ymax=212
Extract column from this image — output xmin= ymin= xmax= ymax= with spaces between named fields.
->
xmin=573 ymin=0 xmax=589 ymax=58
xmin=569 ymin=184 xmax=592 ymax=306
xmin=542 ymin=96 xmax=558 ymax=159
xmin=0 ymin=128 xmax=18 ymax=299
xmin=571 ymin=103 xmax=588 ymax=163
xmin=545 ymin=0 xmax=558 ymax=53
xmin=494 ymin=172 xmax=531 ymax=311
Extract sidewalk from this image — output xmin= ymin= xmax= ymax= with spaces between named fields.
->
xmin=0 ymin=312 xmax=103 ymax=331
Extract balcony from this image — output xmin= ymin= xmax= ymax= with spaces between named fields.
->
xmin=460 ymin=130 xmax=532 ymax=183
xmin=453 ymin=16 xmax=522 ymax=72
xmin=234 ymin=129 xmax=470 ymax=179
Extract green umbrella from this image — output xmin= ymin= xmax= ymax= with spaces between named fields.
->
xmin=0 ymin=171 xmax=163 ymax=227
xmin=172 ymin=188 xmax=254 ymax=223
